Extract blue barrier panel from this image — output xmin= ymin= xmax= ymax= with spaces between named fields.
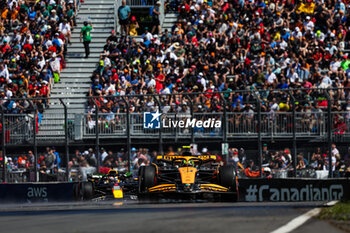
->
xmin=0 ymin=183 xmax=76 ymax=203
xmin=238 ymin=178 xmax=350 ymax=202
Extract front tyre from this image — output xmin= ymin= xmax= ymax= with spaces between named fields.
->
xmin=138 ymin=166 xmax=156 ymax=193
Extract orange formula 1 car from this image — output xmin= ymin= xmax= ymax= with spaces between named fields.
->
xmin=138 ymin=152 xmax=239 ymax=201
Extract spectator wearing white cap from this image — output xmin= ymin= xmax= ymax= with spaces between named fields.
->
xmin=304 ymin=16 xmax=314 ymax=32
xmin=59 ymin=20 xmax=72 ymax=44
xmin=292 ymin=27 xmax=302 ymax=39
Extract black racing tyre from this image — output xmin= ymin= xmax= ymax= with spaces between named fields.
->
xmin=81 ymin=181 xmax=94 ymax=200
xmin=138 ymin=166 xmax=146 ymax=192
xmin=139 ymin=166 xmax=156 ymax=193
xmin=73 ymin=183 xmax=80 ymax=201
xmin=219 ymin=165 xmax=236 ymax=189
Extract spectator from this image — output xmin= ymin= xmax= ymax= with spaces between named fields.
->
xmin=45 ymin=148 xmax=55 ymax=170
xmin=310 ymin=147 xmax=324 ymax=170
xmin=17 ymin=154 xmax=27 ymax=168
xmin=27 ymin=150 xmax=35 ymax=168
xmin=87 ymin=148 xmax=97 ymax=167
xmin=324 ymin=150 xmax=337 ymax=172
xmin=52 ymin=147 xmax=61 ymax=169
xmin=151 ymin=1 xmax=161 ymax=34
xmin=332 ymin=143 xmax=340 ymax=157
xmin=166 ymin=146 xmax=175 ymax=155
xmin=0 ymin=0 xmax=78 ymax=114
xmin=296 ymin=154 xmax=306 ymax=170
xmin=80 ymin=21 xmax=93 ymax=58
xmin=129 ymin=16 xmax=139 ymax=36
xmin=101 ymin=147 xmax=108 ymax=163
xmin=118 ymin=0 xmax=131 ymax=35
xmin=79 ymin=150 xmax=97 ymax=181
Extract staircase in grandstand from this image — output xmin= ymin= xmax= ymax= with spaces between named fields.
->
xmin=162 ymin=13 xmax=177 ymax=32
xmin=38 ymin=0 xmax=115 ymax=140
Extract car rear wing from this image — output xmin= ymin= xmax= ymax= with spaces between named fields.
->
xmin=156 ymin=155 xmax=217 ymax=161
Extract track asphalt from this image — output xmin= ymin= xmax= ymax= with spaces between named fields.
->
xmin=0 ymin=201 xmax=345 ymax=233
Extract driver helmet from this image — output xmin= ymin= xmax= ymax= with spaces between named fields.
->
xmin=182 ymin=159 xmax=194 ymax=167
xmin=108 ymin=169 xmax=118 ymax=176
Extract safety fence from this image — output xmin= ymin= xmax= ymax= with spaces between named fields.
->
xmin=0 ymin=89 xmax=349 ymax=144
xmin=3 ymin=114 xmax=34 ymax=145
xmin=78 ymin=111 xmax=347 ymax=139
xmin=114 ymin=0 xmax=165 ymax=34
xmin=0 ymin=88 xmax=349 ymax=181
xmin=3 ymin=111 xmax=349 ymax=144
xmin=126 ymin=0 xmax=156 ymax=6
xmin=0 ymin=166 xmax=345 ymax=184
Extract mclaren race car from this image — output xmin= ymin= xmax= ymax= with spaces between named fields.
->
xmin=138 ymin=151 xmax=239 ymax=201
xmin=74 ymin=169 xmax=137 ymax=200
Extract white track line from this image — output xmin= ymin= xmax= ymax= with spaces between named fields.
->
xmin=270 ymin=201 xmax=339 ymax=233
xmin=270 ymin=208 xmax=321 ymax=233
xmin=325 ymin=200 xmax=339 ymax=207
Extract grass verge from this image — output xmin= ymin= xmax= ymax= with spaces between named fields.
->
xmin=318 ymin=201 xmax=350 ymax=232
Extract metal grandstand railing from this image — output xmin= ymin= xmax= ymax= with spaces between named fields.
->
xmin=114 ymin=0 xmax=165 ymax=33
xmin=1 ymin=88 xmax=349 ymax=145
xmin=3 ymin=114 xmax=33 ymax=145
xmin=1 ymin=88 xmax=349 ymax=181
xmin=77 ymin=111 xmax=346 ymax=139
xmin=126 ymin=0 xmax=156 ymax=5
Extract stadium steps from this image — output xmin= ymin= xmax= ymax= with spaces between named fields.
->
xmin=38 ymin=0 xmax=115 ymax=141
xmin=162 ymin=13 xmax=178 ymax=32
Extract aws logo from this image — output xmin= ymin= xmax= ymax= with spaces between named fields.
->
xmin=27 ymin=187 xmax=48 ymax=198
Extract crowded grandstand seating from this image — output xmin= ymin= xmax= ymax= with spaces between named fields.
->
xmin=89 ymin=0 xmax=350 ymax=130
xmin=0 ymin=0 xmax=77 ymax=113
xmin=1 ymin=0 xmax=350 ymax=181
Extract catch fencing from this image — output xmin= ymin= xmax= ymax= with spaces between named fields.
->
xmin=0 ymin=88 xmax=349 ymax=181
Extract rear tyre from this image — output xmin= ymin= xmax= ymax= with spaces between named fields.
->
xmin=219 ymin=166 xmax=238 ymax=202
xmin=219 ymin=165 xmax=236 ymax=188
xmin=81 ymin=181 xmax=94 ymax=200
xmin=73 ymin=183 xmax=80 ymax=201
xmin=138 ymin=166 xmax=156 ymax=193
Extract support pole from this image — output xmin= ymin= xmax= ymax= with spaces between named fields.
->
xmin=185 ymin=95 xmax=194 ymax=144
xmin=92 ymin=98 xmax=100 ymax=173
xmin=59 ymin=99 xmax=70 ymax=181
xmin=253 ymin=92 xmax=262 ymax=177
xmin=219 ymin=93 xmax=228 ymax=143
xmin=122 ymin=96 xmax=131 ymax=172
xmin=220 ymin=93 xmax=228 ymax=162
xmin=289 ymin=91 xmax=297 ymax=177
xmin=1 ymin=106 xmax=6 ymax=182
xmin=325 ymin=90 xmax=333 ymax=178
xmin=33 ymin=107 xmax=38 ymax=182
xmin=152 ymin=96 xmax=163 ymax=154
xmin=27 ymin=101 xmax=38 ymax=182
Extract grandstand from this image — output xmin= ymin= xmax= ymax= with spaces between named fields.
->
xmin=0 ymin=0 xmax=350 ymax=181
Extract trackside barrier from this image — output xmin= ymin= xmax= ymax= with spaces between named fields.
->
xmin=1 ymin=179 xmax=349 ymax=203
xmin=0 ymin=182 xmax=77 ymax=203
xmin=238 ymin=178 xmax=350 ymax=202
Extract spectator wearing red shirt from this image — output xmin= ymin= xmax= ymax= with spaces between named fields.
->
xmin=0 ymin=40 xmax=11 ymax=53
xmin=313 ymin=47 xmax=323 ymax=64
xmin=23 ymin=42 xmax=32 ymax=52
xmin=155 ymin=69 xmax=165 ymax=93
